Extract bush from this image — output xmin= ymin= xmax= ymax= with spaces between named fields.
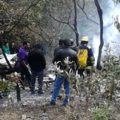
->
xmin=0 ymin=79 xmax=14 ymax=97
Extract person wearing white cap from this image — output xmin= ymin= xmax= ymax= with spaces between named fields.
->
xmin=77 ymin=36 xmax=95 ymax=77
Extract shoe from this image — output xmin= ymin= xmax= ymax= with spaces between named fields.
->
xmin=62 ymin=97 xmax=69 ymax=106
xmin=50 ymin=100 xmax=56 ymax=105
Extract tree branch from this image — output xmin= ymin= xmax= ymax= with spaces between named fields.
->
xmin=77 ymin=1 xmax=99 ymax=25
xmin=6 ymin=0 xmax=41 ymax=34
xmin=49 ymin=12 xmax=75 ymax=32
xmin=26 ymin=26 xmax=49 ymax=43
xmin=82 ymin=0 xmax=85 ymax=9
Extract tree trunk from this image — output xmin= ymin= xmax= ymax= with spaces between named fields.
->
xmin=94 ymin=0 xmax=104 ymax=70
xmin=72 ymin=0 xmax=79 ymax=46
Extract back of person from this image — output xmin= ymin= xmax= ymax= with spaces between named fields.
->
xmin=27 ymin=44 xmax=46 ymax=94
xmin=53 ymin=40 xmax=77 ymax=71
xmin=77 ymin=44 xmax=89 ymax=69
xmin=54 ymin=48 xmax=77 ymax=62
xmin=50 ymin=39 xmax=77 ymax=106
xmin=77 ymin=36 xmax=94 ymax=77
xmin=28 ymin=48 xmax=46 ymax=72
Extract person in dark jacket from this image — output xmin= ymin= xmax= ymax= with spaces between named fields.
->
xmin=27 ymin=44 xmax=46 ymax=94
xmin=50 ymin=39 xmax=77 ymax=106
xmin=10 ymin=42 xmax=18 ymax=54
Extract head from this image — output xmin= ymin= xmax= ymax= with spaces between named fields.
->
xmin=58 ymin=39 xmax=64 ymax=48
xmin=4 ymin=42 xmax=9 ymax=47
xmin=80 ymin=36 xmax=89 ymax=45
xmin=11 ymin=42 xmax=15 ymax=46
xmin=63 ymin=39 xmax=71 ymax=47
xmin=33 ymin=44 xmax=43 ymax=52
xmin=27 ymin=42 xmax=30 ymax=48
xmin=22 ymin=41 xmax=28 ymax=49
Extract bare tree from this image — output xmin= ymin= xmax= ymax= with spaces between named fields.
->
xmin=72 ymin=0 xmax=79 ymax=46
xmin=94 ymin=0 xmax=104 ymax=70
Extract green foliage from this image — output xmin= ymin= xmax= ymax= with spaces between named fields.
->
xmin=91 ymin=107 xmax=109 ymax=120
xmin=0 ymin=79 xmax=14 ymax=96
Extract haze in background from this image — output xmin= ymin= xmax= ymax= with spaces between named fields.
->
xmin=92 ymin=0 xmax=120 ymax=65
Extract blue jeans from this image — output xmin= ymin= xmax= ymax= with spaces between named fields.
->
xmin=51 ymin=75 xmax=70 ymax=102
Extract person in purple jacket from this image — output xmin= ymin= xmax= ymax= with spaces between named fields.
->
xmin=18 ymin=41 xmax=31 ymax=87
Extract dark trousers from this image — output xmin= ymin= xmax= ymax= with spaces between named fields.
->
xmin=31 ymin=70 xmax=44 ymax=92
xmin=20 ymin=63 xmax=31 ymax=87
xmin=78 ymin=69 xmax=85 ymax=78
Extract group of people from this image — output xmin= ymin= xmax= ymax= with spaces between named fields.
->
xmin=15 ymin=41 xmax=46 ymax=95
xmin=1 ymin=42 xmax=18 ymax=54
xmin=17 ymin=36 xmax=94 ymax=106
xmin=50 ymin=36 xmax=94 ymax=106
xmin=0 ymin=36 xmax=94 ymax=106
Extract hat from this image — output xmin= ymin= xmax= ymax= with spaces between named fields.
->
xmin=63 ymin=39 xmax=71 ymax=47
xmin=81 ymin=36 xmax=89 ymax=42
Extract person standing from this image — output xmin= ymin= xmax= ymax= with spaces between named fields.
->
xmin=10 ymin=42 xmax=18 ymax=54
xmin=50 ymin=39 xmax=77 ymax=106
xmin=27 ymin=44 xmax=46 ymax=95
xmin=3 ymin=42 xmax=10 ymax=54
xmin=77 ymin=36 xmax=95 ymax=77
xmin=18 ymin=41 xmax=31 ymax=87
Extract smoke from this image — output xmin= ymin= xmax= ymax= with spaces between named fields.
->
xmin=72 ymin=0 xmax=120 ymax=64
xmin=92 ymin=35 xmax=100 ymax=66
xmin=91 ymin=0 xmax=120 ymax=65
xmin=103 ymin=0 xmax=120 ymax=55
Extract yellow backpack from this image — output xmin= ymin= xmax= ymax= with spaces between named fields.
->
xmin=77 ymin=47 xmax=88 ymax=68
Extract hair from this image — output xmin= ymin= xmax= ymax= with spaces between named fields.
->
xmin=22 ymin=41 xmax=28 ymax=46
xmin=59 ymin=39 xmax=64 ymax=46
xmin=33 ymin=44 xmax=43 ymax=50
xmin=63 ymin=39 xmax=71 ymax=47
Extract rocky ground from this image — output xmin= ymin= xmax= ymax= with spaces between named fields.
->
xmin=0 ymin=88 xmax=77 ymax=120
xmin=0 ymin=66 xmax=120 ymax=120
xmin=0 ymin=105 xmax=68 ymax=120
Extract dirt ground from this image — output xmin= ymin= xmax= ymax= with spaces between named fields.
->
xmin=0 ymin=105 xmax=71 ymax=120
